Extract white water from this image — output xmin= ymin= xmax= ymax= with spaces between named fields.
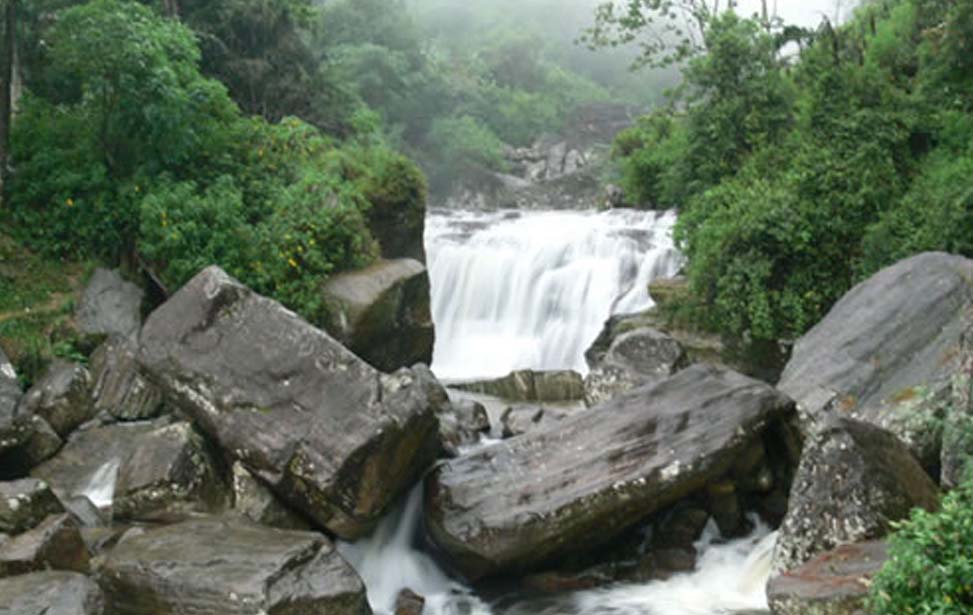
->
xmin=80 ymin=458 xmax=120 ymax=509
xmin=426 ymin=209 xmax=683 ymax=381
xmin=340 ymin=208 xmax=775 ymax=615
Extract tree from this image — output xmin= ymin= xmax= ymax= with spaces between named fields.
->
xmin=0 ymin=0 xmax=16 ymax=186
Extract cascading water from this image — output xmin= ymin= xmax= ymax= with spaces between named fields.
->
xmin=426 ymin=208 xmax=684 ymax=381
xmin=341 ymin=207 xmax=777 ymax=615
xmin=81 ymin=458 xmax=121 ymax=509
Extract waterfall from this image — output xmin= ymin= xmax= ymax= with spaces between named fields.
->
xmin=80 ymin=458 xmax=121 ymax=510
xmin=426 ymin=208 xmax=683 ymax=382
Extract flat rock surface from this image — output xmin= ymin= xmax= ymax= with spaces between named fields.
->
xmin=768 ymin=541 xmax=887 ymax=615
xmin=425 ymin=364 xmax=795 ymax=579
xmin=97 ymin=517 xmax=369 ymax=615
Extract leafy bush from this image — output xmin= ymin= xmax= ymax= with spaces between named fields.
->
xmin=869 ymin=482 xmax=973 ymax=614
xmin=612 ymin=112 xmax=691 ymax=208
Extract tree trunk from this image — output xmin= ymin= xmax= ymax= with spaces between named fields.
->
xmin=0 ymin=0 xmax=16 ymax=188
xmin=162 ymin=0 xmax=179 ymax=18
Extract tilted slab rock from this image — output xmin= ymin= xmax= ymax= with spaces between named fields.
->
xmin=583 ymin=327 xmax=689 ymax=407
xmin=89 ymin=336 xmax=163 ymax=421
xmin=425 ymin=364 xmax=795 ymax=579
xmin=138 ymin=266 xmax=442 ymax=539
xmin=454 ymin=370 xmax=585 ymax=403
xmin=771 ymin=418 xmax=938 ymax=576
xmin=97 ymin=517 xmax=370 ymax=615
xmin=0 ymin=571 xmax=106 ymax=615
xmin=778 ymin=252 xmax=973 ymax=475
xmin=768 ymin=540 xmax=887 ymax=615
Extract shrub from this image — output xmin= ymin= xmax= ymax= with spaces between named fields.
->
xmin=869 ymin=482 xmax=973 ymax=614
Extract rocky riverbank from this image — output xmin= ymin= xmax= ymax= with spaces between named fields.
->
xmin=0 ymin=251 xmax=969 ymax=615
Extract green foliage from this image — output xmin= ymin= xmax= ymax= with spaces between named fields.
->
xmin=869 ymin=481 xmax=973 ymax=614
xmin=612 ymin=112 xmax=690 ymax=207
xmin=425 ymin=116 xmax=507 ymax=190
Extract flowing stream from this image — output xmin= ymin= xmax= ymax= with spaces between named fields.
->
xmin=339 ymin=208 xmax=776 ymax=615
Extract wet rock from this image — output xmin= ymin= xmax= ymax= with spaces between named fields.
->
xmin=0 ymin=413 xmax=63 ymax=479
xmin=706 ymin=481 xmax=746 ymax=538
xmin=394 ymin=588 xmax=426 ymax=615
xmin=648 ymin=276 xmax=689 ymax=310
xmin=76 ymin=268 xmax=143 ymax=340
xmin=89 ymin=336 xmax=163 ymax=421
xmin=778 ymin=252 xmax=973 ymax=478
xmin=500 ymin=405 xmax=573 ymax=439
xmin=19 ymin=360 xmax=94 ymax=438
xmin=425 ymin=364 xmax=795 ymax=579
xmin=584 ymin=327 xmax=689 ymax=406
xmin=97 ymin=517 xmax=370 ymax=615
xmin=0 ymin=513 xmax=90 ymax=576
xmin=112 ymin=421 xmax=228 ymax=521
xmin=0 ymin=571 xmax=106 ymax=615
xmin=653 ymin=505 xmax=710 ymax=550
xmin=0 ymin=478 xmax=65 ymax=534
xmin=231 ymin=462 xmax=308 ymax=530
xmin=438 ymin=399 xmax=490 ymax=456
xmin=321 ymin=258 xmax=434 ymax=372
xmin=138 ymin=266 xmax=442 ymax=539
xmin=771 ymin=418 xmax=938 ymax=576
xmin=768 ymin=541 xmax=888 ymax=615
xmin=455 ymin=370 xmax=585 ymax=403
xmin=32 ymin=419 xmax=170 ymax=508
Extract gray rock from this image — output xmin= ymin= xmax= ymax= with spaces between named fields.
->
xmin=425 ymin=364 xmax=795 ymax=579
xmin=0 ymin=571 xmax=106 ymax=615
xmin=438 ymin=399 xmax=490 ymax=456
xmin=0 ymin=513 xmax=90 ymax=577
xmin=455 ymin=370 xmax=585 ymax=403
xmin=76 ymin=268 xmax=143 ymax=340
xmin=138 ymin=266 xmax=442 ymax=539
xmin=97 ymin=517 xmax=370 ymax=615
xmin=32 ymin=419 xmax=170 ymax=508
xmin=19 ymin=360 xmax=94 ymax=438
xmin=231 ymin=462 xmax=308 ymax=530
xmin=395 ymin=588 xmax=426 ymax=615
xmin=0 ymin=348 xmax=20 ymax=423
xmin=321 ymin=258 xmax=434 ymax=372
xmin=942 ymin=314 xmax=973 ymax=488
xmin=584 ymin=327 xmax=689 ymax=406
xmin=112 ymin=421 xmax=228 ymax=521
xmin=771 ymin=418 xmax=938 ymax=576
xmin=89 ymin=336 xmax=163 ymax=421
xmin=0 ymin=478 xmax=65 ymax=534
xmin=0 ymin=413 xmax=63 ymax=479
xmin=778 ymin=253 xmax=973 ymax=471
xmin=768 ymin=541 xmax=887 ymax=615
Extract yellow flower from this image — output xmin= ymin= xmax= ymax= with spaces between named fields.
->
xmin=288 ymin=258 xmax=298 ymax=269
xmin=65 ymin=198 xmax=74 ymax=207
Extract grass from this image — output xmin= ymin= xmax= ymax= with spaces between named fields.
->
xmin=0 ymin=233 xmax=94 ymax=388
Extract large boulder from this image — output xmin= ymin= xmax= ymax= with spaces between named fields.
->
xmin=96 ymin=517 xmax=370 ymax=615
xmin=425 ymin=364 xmax=795 ymax=579
xmin=19 ymin=360 xmax=94 ymax=438
xmin=321 ymin=258 xmax=434 ymax=372
xmin=0 ymin=571 xmax=106 ymax=615
xmin=771 ymin=417 xmax=938 ymax=576
xmin=583 ymin=327 xmax=689 ymax=406
xmin=0 ymin=478 xmax=65 ymax=534
xmin=230 ymin=462 xmax=308 ymax=530
xmin=768 ymin=541 xmax=887 ymax=615
xmin=0 ymin=513 xmax=90 ymax=577
xmin=778 ymin=253 xmax=973 ymax=473
xmin=454 ymin=370 xmax=585 ymax=403
xmin=138 ymin=266 xmax=443 ymax=539
xmin=89 ymin=336 xmax=164 ymax=421
xmin=76 ymin=268 xmax=143 ymax=340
